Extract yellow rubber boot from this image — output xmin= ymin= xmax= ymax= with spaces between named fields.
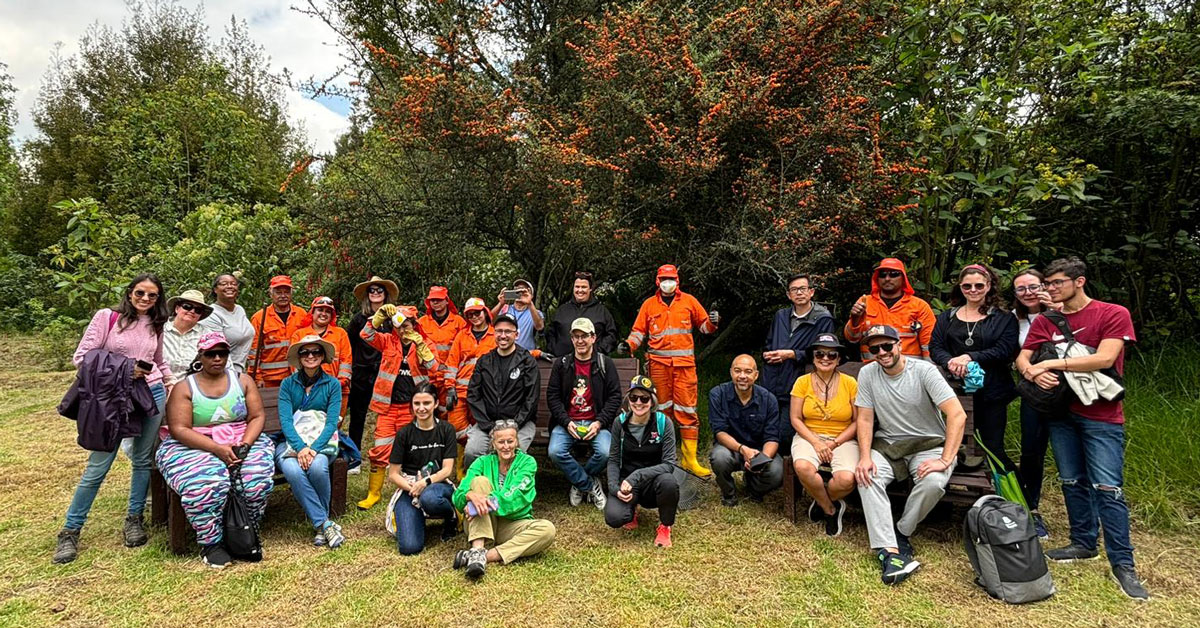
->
xmin=455 ymin=448 xmax=466 ymax=482
xmin=679 ymin=438 xmax=712 ymax=478
xmin=357 ymin=467 xmax=386 ymax=510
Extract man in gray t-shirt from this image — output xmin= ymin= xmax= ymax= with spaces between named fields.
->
xmin=853 ymin=325 xmax=966 ymax=586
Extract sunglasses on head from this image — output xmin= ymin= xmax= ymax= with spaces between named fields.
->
xmin=877 ymin=270 xmax=903 ymax=279
xmin=202 ymin=349 xmax=230 ymax=359
xmin=494 ymin=420 xmax=520 ymax=430
xmin=575 ymin=271 xmax=593 ymax=280
xmin=178 ymin=302 xmax=201 ymax=312
xmin=813 ymin=350 xmax=839 ymax=360
xmin=867 ymin=342 xmax=896 ymax=354
xmin=629 ymin=393 xmax=652 ymax=403
xmin=961 ymin=282 xmax=988 ymax=292
xmin=133 ymin=289 xmax=159 ymax=299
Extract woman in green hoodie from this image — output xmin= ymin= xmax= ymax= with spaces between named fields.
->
xmin=451 ymin=420 xmax=556 ymax=579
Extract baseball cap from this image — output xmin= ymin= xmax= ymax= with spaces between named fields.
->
xmin=628 ymin=374 xmax=656 ymax=396
xmin=426 ymin=286 xmax=449 ymax=300
xmin=656 ymin=264 xmax=679 ymax=279
xmin=494 ymin=312 xmax=519 ymax=329
xmin=570 ymin=318 xmax=596 ymax=335
xmin=269 ymin=275 xmax=293 ymax=289
xmin=863 ymin=325 xmax=900 ymax=344
xmin=197 ymin=332 xmax=230 ymax=351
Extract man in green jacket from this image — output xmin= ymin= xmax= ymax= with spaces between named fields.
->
xmin=451 ymin=421 xmax=556 ymax=579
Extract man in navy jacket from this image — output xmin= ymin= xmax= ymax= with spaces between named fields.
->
xmin=762 ymin=273 xmax=835 ymax=446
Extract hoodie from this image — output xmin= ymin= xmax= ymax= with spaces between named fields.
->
xmin=843 ymin=258 xmax=935 ymax=361
xmin=417 ymin=295 xmax=468 ymax=365
xmin=290 ymin=306 xmax=354 ymax=390
xmin=545 ymin=296 xmax=619 ymax=356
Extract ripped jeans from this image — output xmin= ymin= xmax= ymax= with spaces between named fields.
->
xmin=1048 ymin=413 xmax=1133 ymax=568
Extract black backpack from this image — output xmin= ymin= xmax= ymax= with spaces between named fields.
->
xmin=963 ymin=495 xmax=1055 ymax=604
xmin=223 ymin=470 xmax=263 ymax=562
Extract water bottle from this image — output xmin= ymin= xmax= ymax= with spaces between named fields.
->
xmin=412 ymin=461 xmax=438 ymax=507
xmin=466 ymin=496 xmax=499 ymax=517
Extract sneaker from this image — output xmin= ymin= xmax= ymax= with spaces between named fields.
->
xmin=807 ymin=501 xmax=823 ymax=523
xmin=452 ymin=549 xmax=471 ymax=570
xmin=1112 ymin=565 xmax=1149 ymax=601
xmin=465 ymin=547 xmax=488 ymax=579
xmin=568 ymin=485 xmax=584 ymax=507
xmin=880 ymin=551 xmax=920 ymax=585
xmin=588 ymin=478 xmax=608 ymax=510
xmin=123 ymin=514 xmax=148 ymax=548
xmin=440 ymin=512 xmax=459 ymax=542
xmin=323 ymin=521 xmax=345 ymax=549
xmin=201 ymin=543 xmax=232 ymax=569
xmin=53 ymin=528 xmax=80 ymax=564
xmin=654 ymin=524 xmax=672 ymax=548
xmin=824 ymin=500 xmax=846 ymax=537
xmin=895 ymin=528 xmax=914 ymax=559
xmin=1045 ymin=544 xmax=1100 ymax=563
xmin=721 ymin=495 xmax=739 ymax=508
xmin=622 ymin=509 xmax=639 ymax=530
xmin=1031 ymin=511 xmax=1049 ymax=540
xmin=346 ymin=465 xmax=362 ymax=475
xmin=313 ymin=529 xmax=326 ymax=547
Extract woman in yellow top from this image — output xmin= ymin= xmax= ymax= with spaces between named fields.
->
xmin=789 ymin=333 xmax=859 ymax=537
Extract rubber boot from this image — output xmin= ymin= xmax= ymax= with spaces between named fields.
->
xmin=679 ymin=438 xmax=712 ymax=478
xmin=357 ymin=467 xmax=386 ymax=510
xmin=455 ymin=447 xmax=466 ymax=482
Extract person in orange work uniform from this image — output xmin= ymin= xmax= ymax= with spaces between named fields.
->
xmin=619 ymin=264 xmax=719 ymax=477
xmin=291 ymin=296 xmax=353 ymax=417
xmin=844 ymin=258 xmax=935 ymax=362
xmin=248 ymin=275 xmax=308 ymax=387
xmin=442 ymin=298 xmax=496 ymax=436
xmin=417 ymin=286 xmax=467 ymax=414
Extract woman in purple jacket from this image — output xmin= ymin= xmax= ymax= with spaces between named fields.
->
xmin=54 ymin=273 xmax=172 ymax=565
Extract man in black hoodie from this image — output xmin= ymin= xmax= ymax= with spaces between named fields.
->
xmin=464 ymin=313 xmax=541 ymax=468
xmin=544 ymin=271 xmax=619 ymax=356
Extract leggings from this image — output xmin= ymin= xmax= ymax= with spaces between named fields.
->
xmin=155 ymin=433 xmax=275 ymax=546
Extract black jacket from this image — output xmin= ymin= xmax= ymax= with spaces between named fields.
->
xmin=467 ymin=346 xmax=541 ymax=431
xmin=545 ymin=297 xmax=619 ymax=356
xmin=58 ymin=349 xmax=158 ymax=452
xmin=930 ymin=306 xmax=1019 ymax=403
xmin=606 ymin=411 xmax=678 ymax=494
xmin=546 ymin=353 xmax=622 ymax=430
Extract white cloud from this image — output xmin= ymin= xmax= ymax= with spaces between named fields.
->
xmin=0 ymin=0 xmax=353 ymax=154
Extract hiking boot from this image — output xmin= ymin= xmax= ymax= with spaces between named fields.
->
xmin=53 ymin=528 xmax=80 ymax=564
xmin=721 ymin=495 xmax=739 ymax=508
xmin=313 ymin=530 xmax=326 ymax=547
xmin=807 ymin=500 xmax=823 ymax=523
xmin=123 ymin=514 xmax=148 ymax=548
xmin=568 ymin=485 xmax=584 ymax=507
xmin=440 ymin=511 xmax=459 ymax=542
xmin=589 ymin=478 xmax=607 ymax=510
xmin=824 ymin=500 xmax=846 ymax=537
xmin=895 ymin=528 xmax=914 ymax=559
xmin=323 ymin=521 xmax=345 ymax=550
xmin=1031 ymin=511 xmax=1049 ymax=540
xmin=465 ymin=547 xmax=488 ymax=579
xmin=1046 ymin=544 xmax=1099 ymax=563
xmin=1112 ymin=565 xmax=1149 ymax=601
xmin=654 ymin=524 xmax=672 ymax=548
xmin=201 ymin=543 xmax=231 ymax=569
xmin=880 ymin=551 xmax=920 ymax=585
xmin=623 ymin=509 xmax=639 ymax=530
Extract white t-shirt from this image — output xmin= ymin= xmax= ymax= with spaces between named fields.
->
xmin=199 ymin=302 xmax=254 ymax=372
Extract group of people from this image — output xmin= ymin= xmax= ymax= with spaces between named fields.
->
xmin=50 ymin=256 xmax=1148 ymax=599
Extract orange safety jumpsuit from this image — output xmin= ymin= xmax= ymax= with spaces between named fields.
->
xmin=360 ymin=321 xmax=440 ymax=468
xmin=290 ymin=323 xmax=353 ymax=417
xmin=843 ymin=258 xmax=936 ymax=361
xmin=441 ymin=325 xmax=497 ymax=434
xmin=248 ymin=304 xmax=309 ymax=387
xmin=625 ymin=289 xmax=716 ymax=442
xmin=417 ymin=296 xmax=467 ymax=412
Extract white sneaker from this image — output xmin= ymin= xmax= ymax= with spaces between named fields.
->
xmin=347 ymin=465 xmax=362 ymax=475
xmin=568 ymin=485 xmax=584 ymax=507
xmin=589 ymin=477 xmax=607 ymax=510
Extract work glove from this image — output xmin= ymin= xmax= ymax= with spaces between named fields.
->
xmin=408 ymin=331 xmax=436 ymax=363
xmin=372 ymin=304 xmax=398 ymax=328
xmin=616 ymin=341 xmax=630 ymax=356
xmin=445 ymin=387 xmax=458 ymax=412
xmin=709 ymin=310 xmax=720 ymax=326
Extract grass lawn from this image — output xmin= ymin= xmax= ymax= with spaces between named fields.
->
xmin=2 ymin=336 xmax=1198 ymax=627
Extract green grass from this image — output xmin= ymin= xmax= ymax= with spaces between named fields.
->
xmin=1 ymin=335 xmax=1198 ymax=626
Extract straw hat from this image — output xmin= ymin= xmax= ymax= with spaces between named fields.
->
xmin=353 ymin=276 xmax=399 ymax=301
xmin=287 ymin=334 xmax=336 ymax=370
xmin=166 ymin=290 xmax=213 ymax=320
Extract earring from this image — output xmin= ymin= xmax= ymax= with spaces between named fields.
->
xmin=190 ymin=359 xmax=202 ymax=372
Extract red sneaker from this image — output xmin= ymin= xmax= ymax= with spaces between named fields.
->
xmin=622 ymin=508 xmax=639 ymax=530
xmin=654 ymin=524 xmax=672 ymax=548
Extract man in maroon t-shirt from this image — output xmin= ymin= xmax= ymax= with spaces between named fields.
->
xmin=1015 ymin=256 xmax=1147 ymax=600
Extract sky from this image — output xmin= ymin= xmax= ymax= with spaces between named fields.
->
xmin=0 ymin=1 xmax=354 ymax=155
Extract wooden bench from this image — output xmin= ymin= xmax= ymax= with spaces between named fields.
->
xmin=530 ymin=357 xmax=641 ymax=448
xmin=150 ymin=386 xmax=348 ymax=555
xmin=781 ymin=362 xmax=992 ymax=524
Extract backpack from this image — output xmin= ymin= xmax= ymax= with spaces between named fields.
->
xmin=963 ymin=495 xmax=1054 ymax=604
xmin=223 ymin=470 xmax=263 ymax=562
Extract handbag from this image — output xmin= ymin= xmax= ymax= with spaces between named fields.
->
xmin=223 ymin=468 xmax=263 ymax=561
xmin=283 ymin=409 xmax=339 ymax=457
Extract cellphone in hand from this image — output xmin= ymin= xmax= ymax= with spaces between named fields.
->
xmin=135 ymin=359 xmax=153 ymax=371
xmin=502 ymin=289 xmax=521 ymax=301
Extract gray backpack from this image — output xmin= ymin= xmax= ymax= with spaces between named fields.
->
xmin=964 ymin=495 xmax=1055 ymax=603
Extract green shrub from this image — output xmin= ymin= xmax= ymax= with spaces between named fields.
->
xmin=37 ymin=315 xmax=86 ymax=371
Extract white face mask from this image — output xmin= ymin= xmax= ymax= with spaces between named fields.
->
xmin=659 ymin=279 xmax=678 ymax=294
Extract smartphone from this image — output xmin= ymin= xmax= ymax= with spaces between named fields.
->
xmin=502 ymin=289 xmax=521 ymax=301
xmin=135 ymin=359 xmax=153 ymax=371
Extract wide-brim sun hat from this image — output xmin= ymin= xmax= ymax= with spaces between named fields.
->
xmin=805 ymin=333 xmax=848 ymax=365
xmin=166 ymin=289 xmax=213 ymax=320
xmin=287 ymin=334 xmax=336 ymax=370
xmin=353 ymin=276 xmax=399 ymax=301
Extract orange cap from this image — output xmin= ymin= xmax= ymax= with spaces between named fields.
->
xmin=269 ymin=275 xmax=293 ymax=289
xmin=656 ymin=264 xmax=679 ymax=279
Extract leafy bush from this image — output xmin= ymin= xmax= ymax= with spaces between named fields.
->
xmin=37 ymin=315 xmax=86 ymax=371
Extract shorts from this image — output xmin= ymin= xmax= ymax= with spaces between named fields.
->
xmin=790 ymin=435 xmax=860 ymax=475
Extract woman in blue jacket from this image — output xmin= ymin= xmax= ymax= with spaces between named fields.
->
xmin=275 ymin=334 xmax=345 ymax=549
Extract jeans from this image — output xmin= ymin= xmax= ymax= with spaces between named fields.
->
xmin=1019 ymin=400 xmax=1051 ymax=510
xmin=1048 ymin=413 xmax=1134 ymax=568
xmin=274 ymin=442 xmax=332 ymax=529
xmin=393 ymin=482 xmax=456 ymax=555
xmin=548 ymin=424 xmax=612 ymax=491
xmin=64 ymin=382 xmax=166 ymax=530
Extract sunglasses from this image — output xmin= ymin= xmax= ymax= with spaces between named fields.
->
xmin=494 ymin=420 xmax=520 ymax=430
xmin=877 ymin=270 xmax=903 ymax=279
xmin=133 ymin=289 xmax=159 ymax=299
xmin=629 ymin=394 xmax=652 ymax=404
xmin=298 ymin=348 xmax=325 ymax=358
xmin=813 ymin=350 xmax=839 ymax=360
xmin=867 ymin=342 xmax=896 ymax=354
xmin=367 ymin=286 xmax=386 ymax=294
xmin=466 ymin=310 xmax=485 ymax=316
xmin=202 ymin=349 xmax=230 ymax=359
xmin=961 ymin=283 xmax=988 ymax=292
xmin=178 ymin=302 xmax=202 ymax=313
xmin=575 ymin=271 xmax=593 ymax=280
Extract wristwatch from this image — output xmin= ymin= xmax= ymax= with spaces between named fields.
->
xmin=424 ymin=476 xmax=432 ymax=486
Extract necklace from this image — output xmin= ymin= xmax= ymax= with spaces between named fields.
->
xmin=813 ymin=371 xmax=837 ymax=403
xmin=964 ymin=319 xmax=980 ymax=346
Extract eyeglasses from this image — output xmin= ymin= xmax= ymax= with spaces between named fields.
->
xmin=571 ymin=334 xmax=592 ymax=341
xmin=813 ymin=350 xmax=839 ymax=360
xmin=202 ymin=349 xmax=230 ymax=359
xmin=787 ymin=286 xmax=813 ymax=294
xmin=178 ymin=303 xmax=201 ymax=312
xmin=629 ymin=394 xmax=652 ymax=404
xmin=133 ymin=289 xmax=159 ymax=299
xmin=495 ymin=328 xmax=516 ymax=335
xmin=1014 ymin=284 xmax=1044 ymax=294
xmin=298 ymin=348 xmax=325 ymax=358
xmin=877 ymin=270 xmax=903 ymax=279
xmin=1045 ymin=278 xmax=1073 ymax=288
xmin=867 ymin=342 xmax=895 ymax=354
xmin=367 ymin=286 xmax=386 ymax=294
xmin=960 ymin=283 xmax=988 ymax=292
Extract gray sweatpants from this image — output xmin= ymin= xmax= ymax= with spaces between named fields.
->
xmin=709 ymin=445 xmax=784 ymax=499
xmin=857 ymin=447 xmax=955 ymax=550
xmin=463 ymin=422 xmax=537 ymax=470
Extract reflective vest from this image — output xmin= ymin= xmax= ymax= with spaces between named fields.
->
xmin=290 ymin=325 xmax=354 ymax=388
xmin=443 ymin=326 xmax=496 ymax=391
xmin=417 ymin=312 xmax=468 ymax=365
xmin=626 ymin=290 xmax=715 ymax=367
xmin=248 ymin=305 xmax=308 ymax=383
xmin=360 ymin=322 xmax=440 ymax=413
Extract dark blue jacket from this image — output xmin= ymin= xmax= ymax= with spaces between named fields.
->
xmin=59 ymin=349 xmax=158 ymax=452
xmin=708 ymin=382 xmax=780 ymax=449
xmin=762 ymin=303 xmax=834 ymax=404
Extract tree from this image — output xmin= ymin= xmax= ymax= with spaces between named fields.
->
xmin=0 ymin=62 xmax=17 ymax=216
